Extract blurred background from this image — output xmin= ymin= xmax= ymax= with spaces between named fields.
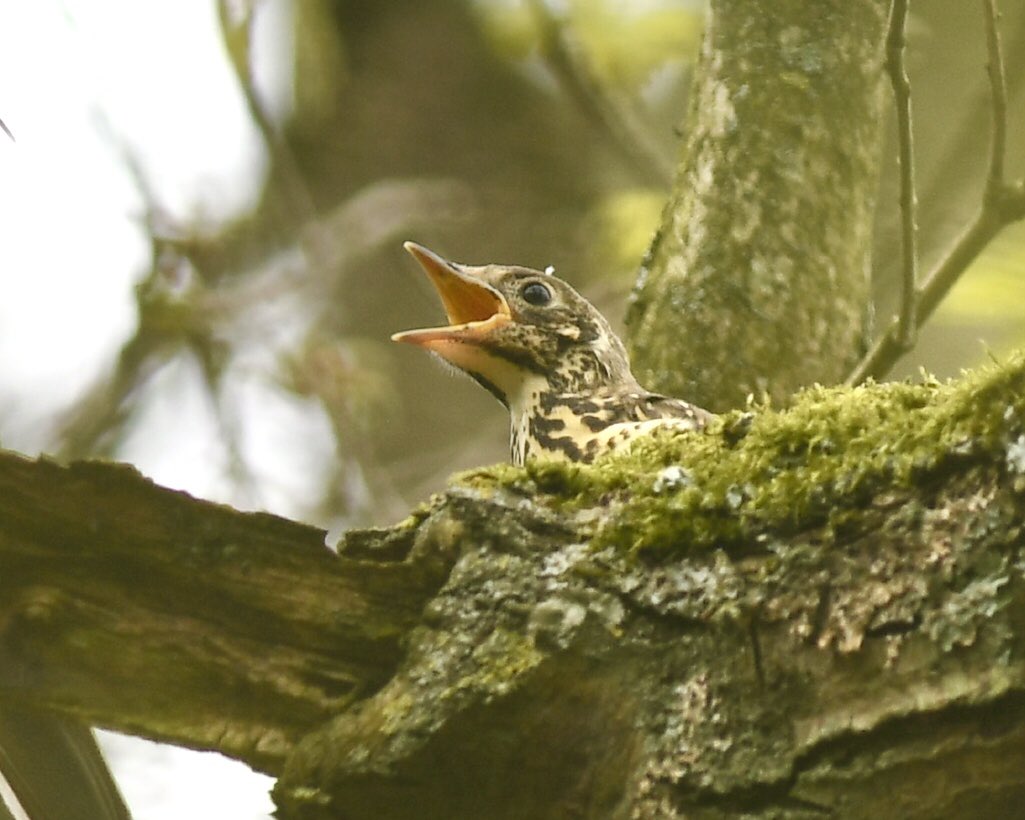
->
xmin=0 ymin=0 xmax=1022 ymax=816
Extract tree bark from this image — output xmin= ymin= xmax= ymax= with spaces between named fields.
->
xmin=2 ymin=353 xmax=1023 ymax=818
xmin=0 ymin=457 xmax=443 ymax=771
xmin=627 ymin=0 xmax=888 ymax=410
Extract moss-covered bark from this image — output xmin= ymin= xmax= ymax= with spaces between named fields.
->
xmin=627 ymin=0 xmax=888 ymax=410
xmin=275 ymin=353 xmax=1025 ymax=819
xmin=3 ymin=354 xmax=1024 ymax=818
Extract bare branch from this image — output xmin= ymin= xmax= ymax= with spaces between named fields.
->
xmin=885 ymin=0 xmax=919 ymax=350
xmin=215 ymin=0 xmax=319 ymax=228
xmin=0 ymin=116 xmax=14 ymax=142
xmin=983 ymin=0 xmax=1008 ymax=195
xmin=846 ymin=0 xmax=1025 ymax=386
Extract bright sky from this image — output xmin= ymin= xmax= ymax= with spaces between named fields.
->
xmin=0 ymin=1 xmax=294 ymax=816
xmin=0 ymin=0 xmax=270 ymax=435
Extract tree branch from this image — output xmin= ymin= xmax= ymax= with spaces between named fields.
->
xmin=627 ymin=0 xmax=888 ymax=409
xmin=0 ymin=453 xmax=447 ymax=773
xmin=4 ymin=351 xmax=1025 ymax=818
xmin=885 ymin=0 xmax=919 ymax=350
xmin=216 ymin=0 xmax=319 ymax=229
xmin=275 ymin=350 xmax=1025 ymax=818
xmin=983 ymin=0 xmax=1008 ymax=194
xmin=847 ymin=0 xmax=1025 ymax=385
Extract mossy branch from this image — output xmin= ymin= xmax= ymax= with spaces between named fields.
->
xmin=3 ymin=353 xmax=1025 ymax=817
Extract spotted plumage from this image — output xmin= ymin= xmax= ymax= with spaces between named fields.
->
xmin=393 ymin=243 xmax=712 ymax=465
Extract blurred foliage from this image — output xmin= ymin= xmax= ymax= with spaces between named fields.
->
xmin=35 ymin=0 xmax=712 ymax=529
xmin=939 ymin=222 xmax=1025 ymax=323
xmin=6 ymin=0 xmax=1025 ymax=531
xmin=292 ymin=0 xmax=348 ymax=127
xmin=567 ymin=0 xmax=701 ymax=89
xmin=582 ymin=187 xmax=666 ymax=282
xmin=474 ymin=0 xmax=702 ymax=91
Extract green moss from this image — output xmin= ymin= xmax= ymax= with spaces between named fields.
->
xmin=456 ymin=352 xmax=1025 ymax=558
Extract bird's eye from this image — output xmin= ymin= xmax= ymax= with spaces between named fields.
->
xmin=521 ymin=281 xmax=552 ymax=306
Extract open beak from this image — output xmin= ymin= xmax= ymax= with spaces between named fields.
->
xmin=391 ymin=242 xmax=511 ymax=349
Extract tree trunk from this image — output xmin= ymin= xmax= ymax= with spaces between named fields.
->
xmin=2 ymin=353 xmax=1023 ymax=818
xmin=627 ymin=0 xmax=888 ymax=410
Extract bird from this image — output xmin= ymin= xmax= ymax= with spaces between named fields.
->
xmin=392 ymin=242 xmax=712 ymax=465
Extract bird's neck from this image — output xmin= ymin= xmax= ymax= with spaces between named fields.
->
xmin=507 ymin=379 xmax=640 ymax=466
xmin=507 ymin=377 xmax=547 ymax=465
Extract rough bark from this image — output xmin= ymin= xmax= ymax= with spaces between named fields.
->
xmin=627 ymin=0 xmax=888 ymax=410
xmin=2 ymin=353 xmax=1023 ymax=819
xmin=0 ymin=458 xmax=442 ymax=772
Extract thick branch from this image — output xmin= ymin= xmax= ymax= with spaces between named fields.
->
xmin=276 ymin=351 xmax=1025 ymax=818
xmin=627 ymin=0 xmax=889 ymax=409
xmin=4 ymin=352 xmax=1025 ymax=819
xmin=0 ymin=454 xmax=448 ymax=772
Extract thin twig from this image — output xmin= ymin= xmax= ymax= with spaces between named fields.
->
xmin=55 ymin=117 xmax=178 ymax=458
xmin=982 ymin=0 xmax=1007 ymax=197
xmin=846 ymin=0 xmax=1025 ymax=386
xmin=0 ymin=116 xmax=14 ymax=142
xmin=526 ymin=0 xmax=672 ymax=187
xmin=885 ymin=0 xmax=919 ymax=350
xmin=215 ymin=0 xmax=318 ymax=228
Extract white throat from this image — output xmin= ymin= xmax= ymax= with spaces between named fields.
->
xmin=507 ymin=375 xmax=550 ymax=466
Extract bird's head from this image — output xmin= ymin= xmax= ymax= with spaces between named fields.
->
xmin=392 ymin=242 xmax=637 ymax=408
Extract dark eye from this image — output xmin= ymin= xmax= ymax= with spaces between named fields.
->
xmin=521 ymin=281 xmax=552 ymax=306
